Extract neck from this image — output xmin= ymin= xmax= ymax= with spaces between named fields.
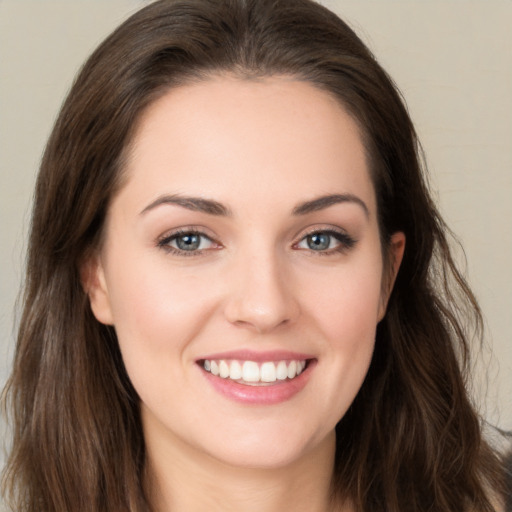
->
xmin=144 ymin=423 xmax=346 ymax=512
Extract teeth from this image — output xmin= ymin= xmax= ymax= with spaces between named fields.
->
xmin=276 ymin=361 xmax=288 ymax=380
xmin=287 ymin=361 xmax=297 ymax=379
xmin=219 ymin=360 xmax=230 ymax=378
xmin=242 ymin=361 xmax=260 ymax=382
xmin=230 ymin=360 xmax=242 ymax=380
xmin=260 ymin=362 xmax=276 ymax=383
xmin=202 ymin=359 xmax=308 ymax=384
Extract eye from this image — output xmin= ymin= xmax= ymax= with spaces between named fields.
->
xmin=295 ymin=229 xmax=356 ymax=253
xmin=158 ymin=230 xmax=218 ymax=254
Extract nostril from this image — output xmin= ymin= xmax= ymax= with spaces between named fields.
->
xmin=223 ymin=265 xmax=300 ymax=332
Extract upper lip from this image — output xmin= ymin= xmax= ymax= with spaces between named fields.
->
xmin=197 ymin=349 xmax=315 ymax=363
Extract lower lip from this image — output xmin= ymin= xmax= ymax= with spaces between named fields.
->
xmin=199 ymin=361 xmax=315 ymax=405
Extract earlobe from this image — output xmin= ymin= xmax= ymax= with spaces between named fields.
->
xmin=80 ymin=254 xmax=114 ymax=325
xmin=378 ymin=231 xmax=406 ymax=321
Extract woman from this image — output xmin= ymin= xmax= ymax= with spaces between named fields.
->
xmin=1 ymin=0 xmax=507 ymax=510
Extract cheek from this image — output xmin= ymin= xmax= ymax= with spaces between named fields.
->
xmin=103 ymin=252 xmax=218 ymax=370
xmin=305 ymin=257 xmax=384 ymax=341
xmin=301 ymin=256 xmax=383 ymax=415
xmin=104 ymin=257 xmax=223 ymax=419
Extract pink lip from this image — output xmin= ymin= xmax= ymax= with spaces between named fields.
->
xmin=197 ymin=349 xmax=314 ymax=363
xmin=198 ymin=358 xmax=317 ymax=405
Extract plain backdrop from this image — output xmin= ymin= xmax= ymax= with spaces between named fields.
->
xmin=1 ymin=0 xmax=511 ymax=485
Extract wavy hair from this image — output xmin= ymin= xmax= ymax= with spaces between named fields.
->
xmin=2 ymin=0 xmax=505 ymax=510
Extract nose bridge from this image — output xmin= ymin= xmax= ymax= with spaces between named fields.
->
xmin=224 ymin=238 xmax=299 ymax=333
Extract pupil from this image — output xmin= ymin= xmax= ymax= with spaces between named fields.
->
xmin=177 ymin=234 xmax=200 ymax=251
xmin=308 ymin=233 xmax=330 ymax=250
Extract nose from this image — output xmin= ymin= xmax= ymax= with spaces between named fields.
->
xmin=223 ymin=249 xmax=300 ymax=334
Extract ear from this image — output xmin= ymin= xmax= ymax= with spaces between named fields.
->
xmin=378 ymin=231 xmax=405 ymax=321
xmin=80 ymin=253 xmax=114 ymax=325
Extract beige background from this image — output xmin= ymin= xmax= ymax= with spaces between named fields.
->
xmin=1 ymin=0 xmax=511 ymax=483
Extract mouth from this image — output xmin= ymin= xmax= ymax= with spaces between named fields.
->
xmin=199 ymin=358 xmax=310 ymax=386
xmin=197 ymin=352 xmax=316 ymax=405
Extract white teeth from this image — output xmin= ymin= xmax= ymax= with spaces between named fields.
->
xmin=202 ymin=359 xmax=308 ymax=384
xmin=219 ymin=360 xmax=230 ymax=378
xmin=276 ymin=361 xmax=288 ymax=380
xmin=229 ymin=360 xmax=243 ymax=380
xmin=287 ymin=360 xmax=297 ymax=379
xmin=260 ymin=362 xmax=276 ymax=383
xmin=242 ymin=361 xmax=260 ymax=382
xmin=210 ymin=360 xmax=219 ymax=376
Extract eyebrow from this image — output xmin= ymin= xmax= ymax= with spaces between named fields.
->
xmin=140 ymin=194 xmax=232 ymax=216
xmin=292 ymin=194 xmax=369 ymax=218
xmin=140 ymin=192 xmax=369 ymax=218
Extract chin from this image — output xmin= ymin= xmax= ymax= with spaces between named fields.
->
xmin=200 ymin=423 xmax=335 ymax=471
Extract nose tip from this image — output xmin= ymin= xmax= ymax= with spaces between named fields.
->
xmin=227 ymin=303 xmax=291 ymax=334
xmin=223 ymin=260 xmax=299 ymax=334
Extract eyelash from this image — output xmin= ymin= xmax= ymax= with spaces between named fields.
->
xmin=157 ymin=228 xmax=220 ymax=257
xmin=294 ymin=228 xmax=357 ymax=255
xmin=157 ymin=227 xmax=357 ymax=256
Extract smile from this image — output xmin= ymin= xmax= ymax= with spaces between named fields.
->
xmin=202 ymin=359 xmax=308 ymax=384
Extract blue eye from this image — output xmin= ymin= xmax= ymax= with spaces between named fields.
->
xmin=175 ymin=233 xmax=202 ymax=251
xmin=305 ymin=233 xmax=332 ymax=251
xmin=159 ymin=231 xmax=216 ymax=253
xmin=296 ymin=230 xmax=356 ymax=253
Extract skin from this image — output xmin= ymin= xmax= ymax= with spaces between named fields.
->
xmin=86 ymin=76 xmax=404 ymax=512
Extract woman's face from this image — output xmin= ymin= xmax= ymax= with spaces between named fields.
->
xmin=88 ymin=76 xmax=403 ymax=469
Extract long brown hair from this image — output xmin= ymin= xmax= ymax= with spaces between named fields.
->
xmin=2 ymin=0 xmax=506 ymax=510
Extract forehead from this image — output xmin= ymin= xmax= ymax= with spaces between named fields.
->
xmin=120 ymin=75 xmax=376 ymax=215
